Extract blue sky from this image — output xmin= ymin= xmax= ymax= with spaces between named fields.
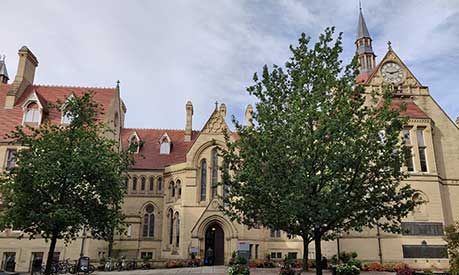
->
xmin=1 ymin=0 xmax=458 ymax=129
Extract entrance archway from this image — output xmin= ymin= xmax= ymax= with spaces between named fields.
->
xmin=204 ymin=223 xmax=224 ymax=265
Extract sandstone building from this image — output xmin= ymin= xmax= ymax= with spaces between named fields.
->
xmin=0 ymin=10 xmax=457 ymax=272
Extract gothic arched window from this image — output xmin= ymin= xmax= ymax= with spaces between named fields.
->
xmin=211 ymin=148 xmax=218 ymax=199
xmin=176 ymin=180 xmax=182 ymax=199
xmin=175 ymin=212 xmax=180 ymax=247
xmin=200 ymin=159 xmax=207 ymax=201
xmin=141 ymin=177 xmax=146 ymax=191
xmin=149 ymin=177 xmax=154 ymax=191
xmin=132 ymin=177 xmax=138 ymax=191
xmin=168 ymin=209 xmax=174 ymax=245
xmin=142 ymin=204 xmax=155 ymax=238
xmin=169 ymin=181 xmax=175 ymax=199
xmin=157 ymin=177 xmax=163 ymax=193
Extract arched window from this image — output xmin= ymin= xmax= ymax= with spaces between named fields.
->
xmin=168 ymin=209 xmax=174 ymax=245
xmin=169 ymin=181 xmax=175 ymax=199
xmin=128 ymin=132 xmax=141 ymax=154
xmin=24 ymin=102 xmax=42 ymax=124
xmin=159 ymin=133 xmax=171 ymax=155
xmin=211 ymin=148 xmax=218 ymax=199
xmin=149 ymin=177 xmax=154 ymax=191
xmin=200 ymin=159 xmax=207 ymax=201
xmin=175 ymin=212 xmax=180 ymax=247
xmin=157 ymin=177 xmax=163 ymax=193
xmin=141 ymin=177 xmax=146 ymax=191
xmin=124 ymin=177 xmax=129 ymax=191
xmin=132 ymin=177 xmax=138 ymax=191
xmin=142 ymin=204 xmax=155 ymax=238
xmin=176 ymin=180 xmax=182 ymax=199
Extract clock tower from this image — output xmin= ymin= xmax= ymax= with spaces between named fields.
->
xmin=355 ymin=6 xmax=376 ymax=76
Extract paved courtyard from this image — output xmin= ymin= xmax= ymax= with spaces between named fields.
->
xmin=94 ymin=267 xmax=396 ymax=275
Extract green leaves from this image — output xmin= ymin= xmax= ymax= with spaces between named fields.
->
xmin=221 ymin=27 xmax=418 ymax=244
xmin=0 ymin=92 xmax=131 ymax=243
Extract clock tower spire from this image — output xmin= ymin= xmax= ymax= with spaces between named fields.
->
xmin=355 ymin=4 xmax=376 ymax=75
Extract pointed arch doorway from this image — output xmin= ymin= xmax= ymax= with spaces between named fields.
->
xmin=204 ymin=223 xmax=224 ymax=265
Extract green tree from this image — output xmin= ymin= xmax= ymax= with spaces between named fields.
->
xmin=444 ymin=223 xmax=459 ymax=273
xmin=0 ymin=93 xmax=133 ymax=275
xmin=221 ymin=27 xmax=419 ymax=274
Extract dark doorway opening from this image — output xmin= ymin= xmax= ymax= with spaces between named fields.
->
xmin=205 ymin=223 xmax=224 ymax=265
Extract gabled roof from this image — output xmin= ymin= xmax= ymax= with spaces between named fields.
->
xmin=0 ymin=84 xmax=117 ymax=141
xmin=121 ymin=128 xmax=200 ymax=170
xmin=364 ymin=48 xmax=423 ymax=87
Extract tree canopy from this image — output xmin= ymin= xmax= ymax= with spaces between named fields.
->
xmin=221 ymin=27 xmax=419 ymax=273
xmin=0 ymin=93 xmax=132 ymax=275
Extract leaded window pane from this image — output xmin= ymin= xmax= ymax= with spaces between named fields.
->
xmin=211 ymin=149 xmax=218 ymax=198
xmin=143 ymin=214 xmax=148 ymax=237
xmin=200 ymin=160 xmax=207 ymax=201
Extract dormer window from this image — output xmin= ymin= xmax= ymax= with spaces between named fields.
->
xmin=22 ymin=92 xmax=44 ymax=125
xmin=128 ymin=131 xmax=142 ymax=154
xmin=61 ymin=95 xmax=75 ymax=124
xmin=24 ymin=102 xmax=41 ymax=123
xmin=61 ymin=112 xmax=73 ymax=124
xmin=159 ymin=133 xmax=172 ymax=155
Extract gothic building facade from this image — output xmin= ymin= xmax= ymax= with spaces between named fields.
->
xmin=0 ymin=10 xmax=457 ymax=273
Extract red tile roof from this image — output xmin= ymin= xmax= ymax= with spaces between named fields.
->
xmin=121 ymin=128 xmax=200 ymax=170
xmin=356 ymin=73 xmax=371 ymax=84
xmin=391 ymin=99 xmax=430 ymax=119
xmin=0 ymin=83 xmax=117 ymax=141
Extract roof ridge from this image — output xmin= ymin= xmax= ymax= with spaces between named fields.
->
xmin=123 ymin=127 xmax=201 ymax=132
xmin=34 ymin=84 xmax=116 ymax=90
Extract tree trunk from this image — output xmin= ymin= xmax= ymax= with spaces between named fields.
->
xmin=108 ymin=234 xmax=114 ymax=258
xmin=314 ymin=227 xmax=322 ymax=275
xmin=45 ymin=233 xmax=58 ymax=275
xmin=302 ymin=237 xmax=309 ymax=271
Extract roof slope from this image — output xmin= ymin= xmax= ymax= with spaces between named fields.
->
xmin=121 ymin=128 xmax=200 ymax=170
xmin=0 ymin=84 xmax=117 ymax=141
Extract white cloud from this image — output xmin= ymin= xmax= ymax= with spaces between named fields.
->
xmin=1 ymin=0 xmax=458 ymax=128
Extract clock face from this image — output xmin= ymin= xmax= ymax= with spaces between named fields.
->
xmin=381 ymin=62 xmax=403 ymax=84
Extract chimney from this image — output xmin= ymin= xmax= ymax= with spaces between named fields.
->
xmin=245 ymin=104 xmax=253 ymax=127
xmin=219 ymin=103 xmax=227 ymax=118
xmin=0 ymin=55 xmax=9 ymax=84
xmin=185 ymin=100 xmax=193 ymax=141
xmin=5 ymin=46 xmax=38 ymax=108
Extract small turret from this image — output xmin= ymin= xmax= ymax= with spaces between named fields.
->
xmin=0 ymin=55 xmax=9 ymax=84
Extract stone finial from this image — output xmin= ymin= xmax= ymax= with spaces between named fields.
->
xmin=219 ymin=103 xmax=227 ymax=118
xmin=245 ymin=104 xmax=253 ymax=127
xmin=456 ymin=116 xmax=459 ymax=126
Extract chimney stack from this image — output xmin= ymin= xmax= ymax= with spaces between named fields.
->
xmin=219 ymin=103 xmax=227 ymax=118
xmin=245 ymin=104 xmax=253 ymax=127
xmin=185 ymin=100 xmax=193 ymax=141
xmin=5 ymin=46 xmax=38 ymax=108
xmin=0 ymin=55 xmax=9 ymax=84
